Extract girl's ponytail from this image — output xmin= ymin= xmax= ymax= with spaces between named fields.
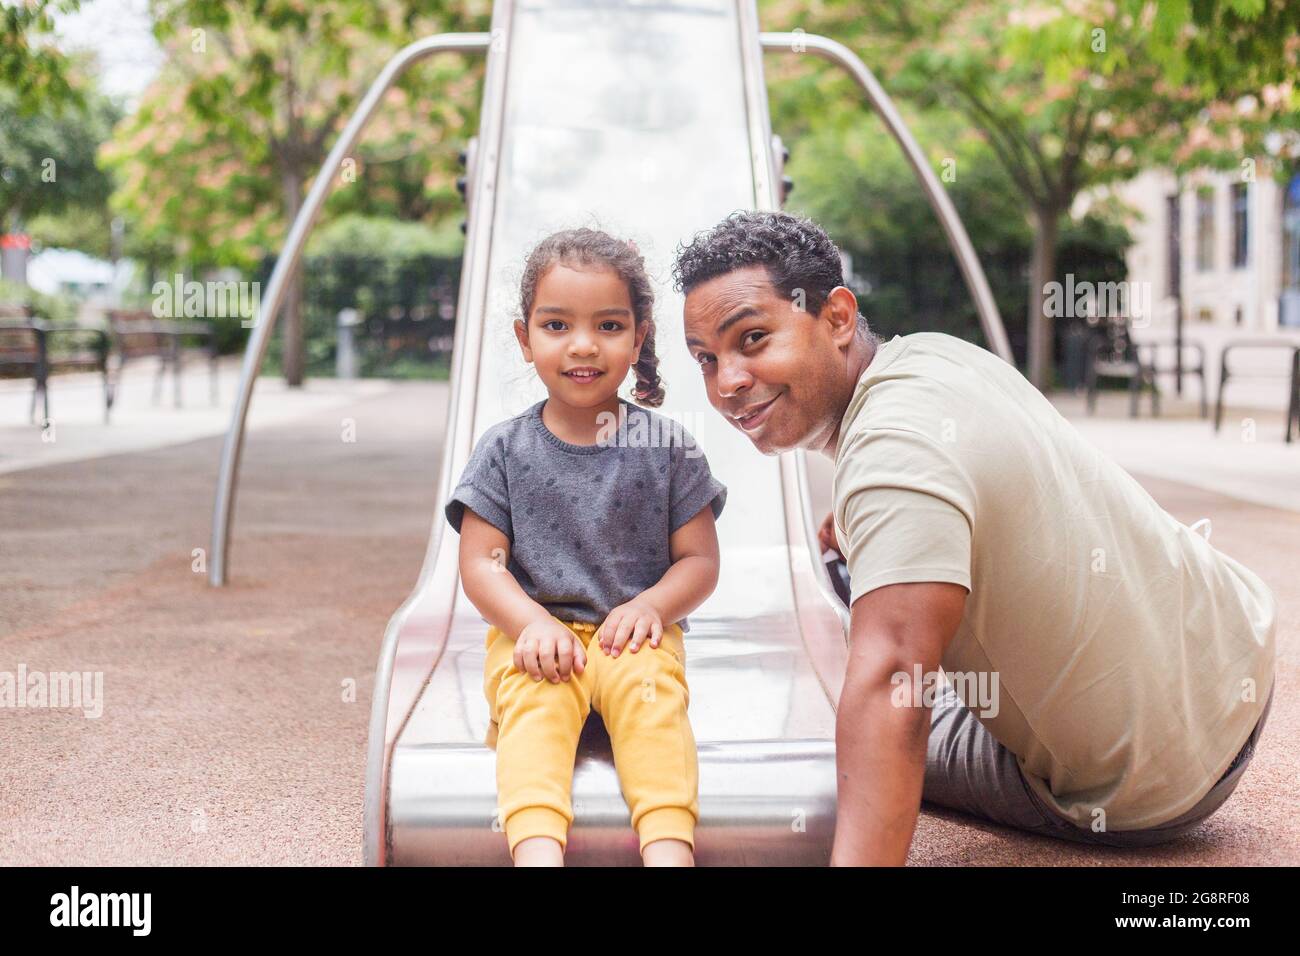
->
xmin=631 ymin=319 xmax=665 ymax=407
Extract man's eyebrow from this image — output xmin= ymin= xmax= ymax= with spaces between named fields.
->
xmin=686 ymin=306 xmax=760 ymax=348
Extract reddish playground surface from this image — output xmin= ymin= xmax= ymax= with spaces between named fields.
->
xmin=0 ymin=379 xmax=1294 ymax=865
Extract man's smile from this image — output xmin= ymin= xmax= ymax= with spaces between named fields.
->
xmin=731 ymin=392 xmax=782 ymax=432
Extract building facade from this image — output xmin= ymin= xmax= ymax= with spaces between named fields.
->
xmin=1116 ymin=166 xmax=1300 ymax=332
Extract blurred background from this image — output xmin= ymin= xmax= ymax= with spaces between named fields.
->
xmin=3 ymin=0 xmax=1297 ymax=391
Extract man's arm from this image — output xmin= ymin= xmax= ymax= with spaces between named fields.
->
xmin=830 ymin=581 xmax=967 ymax=866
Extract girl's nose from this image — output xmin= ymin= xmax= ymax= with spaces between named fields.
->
xmin=569 ymin=333 xmax=598 ymax=355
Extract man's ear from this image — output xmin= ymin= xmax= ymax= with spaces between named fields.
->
xmin=513 ymin=318 xmax=533 ymax=362
xmin=823 ymin=286 xmax=860 ymax=349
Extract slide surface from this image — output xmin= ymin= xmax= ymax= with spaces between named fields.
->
xmin=369 ymin=0 xmax=847 ymax=866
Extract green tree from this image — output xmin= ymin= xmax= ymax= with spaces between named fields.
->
xmin=0 ymin=85 xmax=117 ymax=233
xmin=103 ymin=0 xmax=485 ymax=385
xmin=2 ymin=3 xmax=115 ymax=242
xmin=1 ymin=0 xmax=82 ymax=112
xmin=1131 ymin=0 xmax=1300 ymax=95
xmin=1128 ymin=0 xmax=1300 ymax=183
xmin=785 ymin=108 xmax=1131 ymax=353
xmin=762 ymin=0 xmax=1265 ymax=387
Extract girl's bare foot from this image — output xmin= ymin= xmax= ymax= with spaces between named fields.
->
xmin=642 ymin=838 xmax=694 ymax=867
xmin=512 ymin=836 xmax=564 ymax=866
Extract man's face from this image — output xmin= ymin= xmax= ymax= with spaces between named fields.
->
xmin=684 ymin=265 xmax=858 ymax=455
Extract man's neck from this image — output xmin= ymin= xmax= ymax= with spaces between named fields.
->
xmin=819 ymin=331 xmax=878 ymax=460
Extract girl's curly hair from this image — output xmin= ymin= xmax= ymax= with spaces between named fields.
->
xmin=519 ymin=228 xmax=665 ymax=407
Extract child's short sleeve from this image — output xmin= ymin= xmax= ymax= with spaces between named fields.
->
xmin=444 ymin=429 xmax=512 ymax=538
xmin=668 ymin=427 xmax=727 ymax=534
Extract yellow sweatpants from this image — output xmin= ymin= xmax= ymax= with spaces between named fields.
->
xmin=483 ymin=618 xmax=699 ymax=856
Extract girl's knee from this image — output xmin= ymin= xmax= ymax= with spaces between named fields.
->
xmin=602 ymin=645 xmax=689 ymax=710
xmin=495 ymin=665 xmax=586 ymax=717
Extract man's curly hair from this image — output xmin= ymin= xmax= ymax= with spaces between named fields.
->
xmin=672 ymin=211 xmax=865 ymax=330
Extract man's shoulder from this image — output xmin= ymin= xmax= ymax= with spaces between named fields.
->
xmin=847 ymin=333 xmax=1026 ymax=426
xmin=880 ymin=331 xmax=1005 ymax=370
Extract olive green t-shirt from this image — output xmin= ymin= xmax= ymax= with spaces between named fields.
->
xmin=833 ymin=332 xmax=1276 ymax=830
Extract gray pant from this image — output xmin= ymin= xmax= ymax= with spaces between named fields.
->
xmin=922 ymin=682 xmax=1274 ymax=847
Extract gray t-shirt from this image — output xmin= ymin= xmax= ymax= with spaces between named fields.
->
xmin=445 ymin=398 xmax=726 ymax=632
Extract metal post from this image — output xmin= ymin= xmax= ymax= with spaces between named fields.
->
xmin=760 ymin=32 xmax=1013 ymax=365
xmin=208 ymin=33 xmax=490 ymax=586
xmin=336 ymin=308 xmax=361 ymax=380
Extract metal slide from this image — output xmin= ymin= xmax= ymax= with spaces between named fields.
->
xmin=366 ymin=0 xmax=849 ymax=866
xmin=202 ymin=0 xmax=1010 ymax=865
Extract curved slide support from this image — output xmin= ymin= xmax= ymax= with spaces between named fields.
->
xmin=208 ymin=32 xmax=491 ymax=587
xmin=760 ymin=32 xmax=1014 ymax=364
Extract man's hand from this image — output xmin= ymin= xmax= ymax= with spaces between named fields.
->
xmin=514 ymin=617 xmax=587 ymax=683
xmin=597 ymin=600 xmax=664 ymax=656
xmin=818 ymin=509 xmax=842 ymax=558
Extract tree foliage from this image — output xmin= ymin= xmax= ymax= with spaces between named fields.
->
xmin=760 ymin=0 xmax=1286 ymax=384
xmin=1 ymin=0 xmax=83 ymax=113
xmin=0 ymin=58 xmax=118 ymax=233
xmin=103 ymin=0 xmax=485 ymax=271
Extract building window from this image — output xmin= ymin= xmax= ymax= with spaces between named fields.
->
xmin=1232 ymin=182 xmax=1249 ymax=268
xmin=1196 ymin=186 xmax=1215 ymax=271
xmin=1283 ymin=173 xmax=1300 ymax=328
xmin=1285 ymin=174 xmax=1300 ymax=291
xmin=1166 ymin=194 xmax=1181 ymax=297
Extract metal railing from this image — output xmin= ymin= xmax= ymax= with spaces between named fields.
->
xmin=760 ymin=31 xmax=1013 ymax=365
xmin=1214 ymin=340 xmax=1300 ymax=441
xmin=208 ymin=33 xmax=491 ymax=587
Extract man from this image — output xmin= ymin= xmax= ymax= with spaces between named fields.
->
xmin=674 ymin=210 xmax=1276 ymax=866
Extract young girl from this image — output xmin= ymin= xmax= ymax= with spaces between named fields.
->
xmin=444 ymin=228 xmax=726 ymax=867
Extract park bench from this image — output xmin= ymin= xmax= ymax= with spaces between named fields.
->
xmin=0 ymin=305 xmax=113 ymax=423
xmin=108 ymin=309 xmax=219 ymax=408
xmin=1213 ymin=340 xmax=1300 ymax=443
xmin=1133 ymin=337 xmax=1209 ymax=418
xmin=1085 ymin=318 xmax=1162 ymax=417
xmin=0 ymin=305 xmax=44 ymax=421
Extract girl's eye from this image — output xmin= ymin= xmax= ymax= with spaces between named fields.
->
xmin=542 ymin=320 xmax=566 ymax=332
xmin=600 ymin=321 xmax=624 ymax=332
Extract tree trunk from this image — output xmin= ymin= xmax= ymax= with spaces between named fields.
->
xmin=281 ymin=168 xmax=305 ymax=387
xmin=1027 ymin=205 xmax=1060 ymax=390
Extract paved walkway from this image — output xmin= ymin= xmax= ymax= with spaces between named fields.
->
xmin=0 ymin=358 xmax=393 ymax=475
xmin=1 ymin=373 xmax=444 ymax=864
xmin=1053 ymin=391 xmax=1300 ymax=513
xmin=0 ymin=371 xmax=1293 ymax=864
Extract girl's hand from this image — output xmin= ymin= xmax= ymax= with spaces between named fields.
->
xmin=597 ymin=601 xmax=663 ymax=657
xmin=514 ymin=617 xmax=587 ymax=683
